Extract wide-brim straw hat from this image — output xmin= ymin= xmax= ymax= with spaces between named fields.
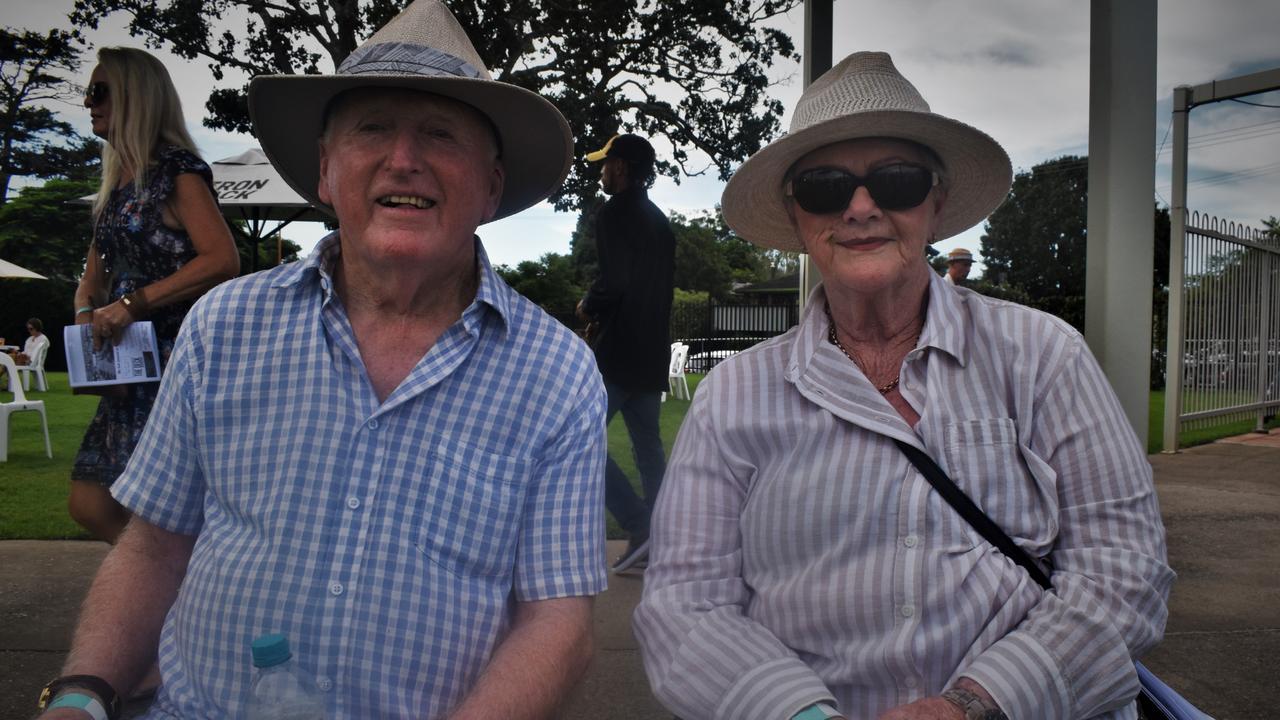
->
xmin=722 ymin=51 xmax=1012 ymax=251
xmin=249 ymin=0 xmax=572 ymax=222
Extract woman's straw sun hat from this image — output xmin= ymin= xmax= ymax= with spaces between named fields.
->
xmin=721 ymin=51 xmax=1012 ymax=251
xmin=249 ymin=0 xmax=572 ymax=222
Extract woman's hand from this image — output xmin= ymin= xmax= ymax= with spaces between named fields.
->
xmin=876 ymin=697 xmax=964 ymax=720
xmin=91 ymin=300 xmax=134 ymax=350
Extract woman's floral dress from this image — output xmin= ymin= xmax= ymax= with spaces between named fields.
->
xmin=72 ymin=146 xmax=217 ymax=486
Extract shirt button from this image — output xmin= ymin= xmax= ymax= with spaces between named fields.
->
xmin=901 ymin=604 xmax=915 ymax=618
xmin=904 ymin=675 xmax=919 ymax=689
xmin=904 ymin=534 xmax=919 ymax=548
xmin=329 ymin=582 xmax=344 ymax=596
xmin=317 ymin=676 xmax=333 ymax=692
xmin=346 ymin=497 xmax=360 ymax=510
xmin=367 ymin=418 xmax=379 ymax=429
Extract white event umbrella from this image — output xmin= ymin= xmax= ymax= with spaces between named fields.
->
xmin=0 ymin=258 xmax=48 ymax=279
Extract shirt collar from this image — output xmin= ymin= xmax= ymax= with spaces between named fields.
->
xmin=918 ymin=270 xmax=968 ymax=366
xmin=274 ymin=231 xmax=512 ymax=336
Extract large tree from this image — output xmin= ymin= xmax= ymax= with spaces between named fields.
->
xmin=981 ymin=155 xmax=1172 ymax=290
xmin=0 ymin=27 xmax=101 ymax=204
xmin=980 ymin=155 xmax=1090 ymax=297
xmin=979 ymin=155 xmax=1170 ymax=329
xmin=69 ymin=0 xmax=799 ymax=212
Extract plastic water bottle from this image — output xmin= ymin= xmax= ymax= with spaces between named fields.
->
xmin=246 ymin=633 xmax=326 ymax=720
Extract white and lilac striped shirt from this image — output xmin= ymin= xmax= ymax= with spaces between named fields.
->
xmin=635 ymin=273 xmax=1173 ymax=720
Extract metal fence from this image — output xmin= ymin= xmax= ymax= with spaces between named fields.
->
xmin=672 ymin=301 xmax=799 ymax=373
xmin=1164 ymin=212 xmax=1280 ymax=450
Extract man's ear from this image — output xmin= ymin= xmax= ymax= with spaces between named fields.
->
xmin=480 ymin=159 xmax=505 ymax=223
xmin=317 ymin=139 xmax=332 ymax=206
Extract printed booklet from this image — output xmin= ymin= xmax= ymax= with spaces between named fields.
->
xmin=64 ymin=321 xmax=161 ymax=388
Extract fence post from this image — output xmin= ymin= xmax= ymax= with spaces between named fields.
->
xmin=1255 ymin=240 xmax=1273 ymax=431
xmin=1162 ymin=86 xmax=1191 ymax=453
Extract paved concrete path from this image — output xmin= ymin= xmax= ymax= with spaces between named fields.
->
xmin=2 ymin=431 xmax=1276 ymax=718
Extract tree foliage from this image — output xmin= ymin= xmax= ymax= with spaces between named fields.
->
xmin=0 ymin=177 xmax=97 ymax=282
xmin=506 ymin=200 xmax=797 ymax=320
xmin=980 ymin=156 xmax=1090 ymax=297
xmin=0 ymin=27 xmax=102 ymax=204
xmin=495 ymin=251 xmax=584 ymax=325
xmin=979 ymin=155 xmax=1171 ymax=330
xmin=69 ymin=0 xmax=800 ymax=212
xmin=0 ymin=178 xmax=97 ymax=370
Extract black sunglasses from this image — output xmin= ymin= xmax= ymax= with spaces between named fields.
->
xmin=85 ymin=81 xmax=110 ymax=106
xmin=787 ymin=164 xmax=938 ymax=215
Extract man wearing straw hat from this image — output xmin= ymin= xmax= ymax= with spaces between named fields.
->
xmin=944 ymin=247 xmax=974 ymax=285
xmin=37 ymin=2 xmax=605 ymax=718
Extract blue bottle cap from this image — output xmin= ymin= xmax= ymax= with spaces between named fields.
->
xmin=250 ymin=633 xmax=292 ymax=668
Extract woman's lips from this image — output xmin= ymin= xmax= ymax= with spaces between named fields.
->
xmin=835 ymin=236 xmax=891 ymax=250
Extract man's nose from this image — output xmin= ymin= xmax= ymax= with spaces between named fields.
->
xmin=385 ymin=129 xmax=427 ymax=172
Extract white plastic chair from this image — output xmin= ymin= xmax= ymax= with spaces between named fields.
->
xmin=16 ymin=337 xmax=50 ymax=392
xmin=666 ymin=342 xmax=691 ymax=401
xmin=1 ymin=353 xmax=52 ymax=462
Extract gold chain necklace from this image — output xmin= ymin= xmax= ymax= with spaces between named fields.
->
xmin=825 ymin=307 xmax=901 ymax=394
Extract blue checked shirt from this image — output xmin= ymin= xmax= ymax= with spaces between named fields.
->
xmin=113 ymin=233 xmax=608 ymax=718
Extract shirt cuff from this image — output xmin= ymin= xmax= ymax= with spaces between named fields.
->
xmin=960 ymin=631 xmax=1072 ymax=720
xmin=715 ymin=657 xmax=836 ymax=720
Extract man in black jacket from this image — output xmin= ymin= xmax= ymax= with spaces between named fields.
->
xmin=578 ymin=133 xmax=676 ymax=572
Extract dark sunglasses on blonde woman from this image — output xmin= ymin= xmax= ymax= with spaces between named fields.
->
xmin=788 ymin=163 xmax=938 ymax=214
xmin=85 ymin=82 xmax=109 ymax=106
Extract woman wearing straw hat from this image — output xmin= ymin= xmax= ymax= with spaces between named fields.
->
xmin=634 ymin=52 xmax=1172 ymax=720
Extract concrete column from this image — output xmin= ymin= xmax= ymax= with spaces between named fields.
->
xmin=1085 ymin=0 xmax=1158 ymax=447
xmin=797 ymin=0 xmax=832 ymax=312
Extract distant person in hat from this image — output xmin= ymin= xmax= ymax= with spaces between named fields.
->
xmin=576 ymin=132 xmax=676 ymax=573
xmin=635 ymin=52 xmax=1172 ymax=720
xmin=38 ymin=2 xmax=605 ymax=718
xmin=944 ymin=246 xmax=974 ymax=285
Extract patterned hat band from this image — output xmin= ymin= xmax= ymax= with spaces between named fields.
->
xmin=338 ymin=42 xmax=484 ymax=79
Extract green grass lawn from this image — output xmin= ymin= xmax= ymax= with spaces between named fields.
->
xmin=1147 ymin=390 xmax=1278 ymax=453
xmin=0 ymin=372 xmax=98 ymax=539
xmin=4 ymin=372 xmax=1273 ymax=540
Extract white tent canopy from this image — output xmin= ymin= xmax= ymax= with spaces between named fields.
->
xmin=0 ymin=258 xmax=48 ymax=279
xmin=210 ymin=148 xmax=328 ymax=224
xmin=210 ymin=148 xmax=330 ymax=271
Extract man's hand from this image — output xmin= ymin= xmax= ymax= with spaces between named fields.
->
xmin=876 ymin=696 xmax=965 ymax=720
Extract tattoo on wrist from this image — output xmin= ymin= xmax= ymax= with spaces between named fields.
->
xmin=941 ymin=687 xmax=1008 ymax=720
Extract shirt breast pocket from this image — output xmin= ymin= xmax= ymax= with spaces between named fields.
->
xmin=942 ymin=418 xmax=1058 ymax=556
xmin=413 ymin=437 xmax=532 ymax=580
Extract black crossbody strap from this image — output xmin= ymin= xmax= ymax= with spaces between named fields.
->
xmin=893 ymin=439 xmax=1052 ymax=590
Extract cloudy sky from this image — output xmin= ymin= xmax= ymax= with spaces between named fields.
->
xmin=11 ymin=0 xmax=1280 ymax=269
